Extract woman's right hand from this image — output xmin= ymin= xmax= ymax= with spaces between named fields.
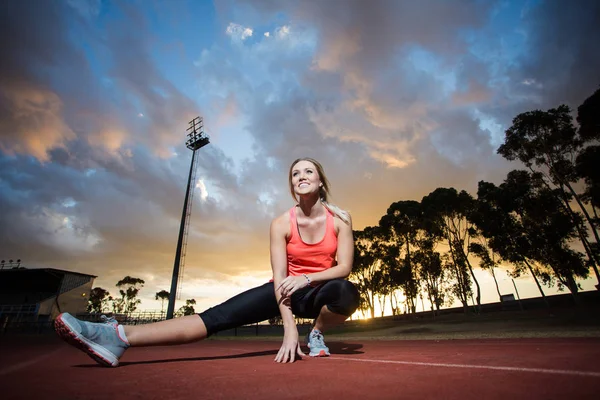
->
xmin=274 ymin=328 xmax=305 ymax=363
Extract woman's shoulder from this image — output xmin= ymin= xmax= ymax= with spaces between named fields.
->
xmin=332 ymin=211 xmax=353 ymax=234
xmin=270 ymin=208 xmax=292 ymax=235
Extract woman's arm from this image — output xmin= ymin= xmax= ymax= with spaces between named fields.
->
xmin=270 ymin=214 xmax=295 ymax=327
xmin=270 ymin=213 xmax=305 ymax=363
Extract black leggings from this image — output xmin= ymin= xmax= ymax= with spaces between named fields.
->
xmin=198 ymin=279 xmax=360 ymax=337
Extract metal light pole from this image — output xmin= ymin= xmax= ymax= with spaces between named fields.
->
xmin=166 ymin=117 xmax=210 ymax=320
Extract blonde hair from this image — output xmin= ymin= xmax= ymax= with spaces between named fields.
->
xmin=288 ymin=157 xmax=350 ymax=224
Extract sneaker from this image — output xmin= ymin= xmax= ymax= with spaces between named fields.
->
xmin=306 ymin=329 xmax=330 ymax=357
xmin=54 ymin=313 xmax=129 ymax=367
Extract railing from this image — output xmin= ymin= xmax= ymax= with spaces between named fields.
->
xmin=0 ymin=304 xmax=39 ymax=314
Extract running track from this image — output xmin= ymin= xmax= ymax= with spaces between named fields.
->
xmin=1 ymin=336 xmax=599 ymax=399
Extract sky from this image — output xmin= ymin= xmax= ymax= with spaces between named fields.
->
xmin=1 ymin=0 xmax=599 ymax=315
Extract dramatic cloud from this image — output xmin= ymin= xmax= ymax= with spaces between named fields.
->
xmin=1 ymin=0 xmax=598 ymax=312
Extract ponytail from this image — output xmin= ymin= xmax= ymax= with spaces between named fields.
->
xmin=321 ymin=198 xmax=351 ymax=225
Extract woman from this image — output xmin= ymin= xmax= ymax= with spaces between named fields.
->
xmin=54 ymin=157 xmax=360 ymax=366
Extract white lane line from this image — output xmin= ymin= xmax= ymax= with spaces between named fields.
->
xmin=332 ymin=357 xmax=600 ymax=378
xmin=0 ymin=348 xmax=63 ymax=376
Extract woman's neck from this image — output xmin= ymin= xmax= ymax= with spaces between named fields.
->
xmin=297 ymin=194 xmax=324 ymax=218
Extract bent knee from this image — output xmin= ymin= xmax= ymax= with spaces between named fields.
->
xmin=337 ymin=279 xmax=360 ymax=300
xmin=330 ymin=280 xmax=360 ymax=316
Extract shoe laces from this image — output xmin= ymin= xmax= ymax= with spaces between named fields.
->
xmin=311 ymin=330 xmax=326 ymax=347
xmin=100 ymin=315 xmax=118 ymax=325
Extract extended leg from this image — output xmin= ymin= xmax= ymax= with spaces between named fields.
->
xmin=54 ymin=313 xmax=208 ymax=366
xmin=54 ymin=282 xmax=279 ymax=367
xmin=124 ymin=314 xmax=207 ymax=346
xmin=127 ymin=282 xmax=279 ymax=345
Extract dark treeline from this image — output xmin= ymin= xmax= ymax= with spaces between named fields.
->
xmin=350 ymin=88 xmax=600 ymax=319
xmin=87 ymin=277 xmax=197 ymax=317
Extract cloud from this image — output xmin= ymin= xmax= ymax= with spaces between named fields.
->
xmin=0 ymin=2 xmax=260 ymax=306
xmin=275 ymin=25 xmax=290 ymax=39
xmin=0 ymin=83 xmax=76 ymax=162
xmin=512 ymin=0 xmax=600 ymax=107
xmin=225 ymin=22 xmax=254 ymax=41
xmin=1 ymin=0 xmax=598 ymax=311
xmin=0 ymin=1 xmax=81 ymax=162
xmin=195 ymin=179 xmax=209 ymax=201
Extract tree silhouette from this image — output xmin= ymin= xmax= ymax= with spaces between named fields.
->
xmin=576 ymin=87 xmax=600 ymax=142
xmin=413 ymin=240 xmax=448 ymax=314
xmin=115 ymin=276 xmax=145 ymax=316
xmin=350 ymin=227 xmax=382 ymax=318
xmin=87 ymin=287 xmax=111 ymax=313
xmin=475 ymin=175 xmax=550 ymax=307
xmin=155 ymin=290 xmax=170 ymax=314
xmin=176 ymin=299 xmax=197 ymax=316
xmin=469 ymin=241 xmax=502 ymax=302
xmin=421 ymin=188 xmax=478 ymax=313
xmin=379 ymin=200 xmax=423 ymax=314
xmin=575 ymin=88 xmax=599 ymax=257
xmin=345 ymin=88 xmax=600 ymax=314
xmin=498 ymin=100 xmax=599 ymax=287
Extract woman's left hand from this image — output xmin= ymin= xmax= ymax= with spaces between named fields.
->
xmin=277 ymin=275 xmax=309 ymax=298
xmin=274 ymin=328 xmax=305 ymax=363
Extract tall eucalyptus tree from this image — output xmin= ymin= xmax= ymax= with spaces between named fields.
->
xmin=421 ymin=188 xmax=480 ymax=312
xmin=498 ymin=97 xmax=599 ymax=287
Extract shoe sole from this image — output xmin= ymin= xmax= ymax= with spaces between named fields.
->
xmin=309 ymin=349 xmax=330 ymax=357
xmin=304 ymin=337 xmax=331 ymax=357
xmin=54 ymin=314 xmax=119 ymax=367
xmin=306 ymin=336 xmax=330 ymax=357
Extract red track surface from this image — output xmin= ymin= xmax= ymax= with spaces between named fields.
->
xmin=1 ymin=336 xmax=599 ymax=399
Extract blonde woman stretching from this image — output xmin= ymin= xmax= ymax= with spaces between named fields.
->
xmin=55 ymin=157 xmax=360 ymax=366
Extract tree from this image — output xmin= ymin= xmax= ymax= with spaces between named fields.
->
xmin=370 ymin=268 xmax=386 ymax=317
xmin=575 ymin=88 xmax=600 ymax=247
xmin=475 ymin=175 xmax=550 ymax=306
xmin=412 ymin=241 xmax=448 ymax=315
xmin=176 ymin=299 xmax=197 ymax=316
xmin=469 ymin=241 xmax=502 ymax=302
xmin=111 ymin=295 xmax=124 ymax=314
xmin=575 ymin=146 xmax=600 ymax=210
xmin=523 ymin=176 xmax=589 ymax=297
xmin=115 ymin=276 xmax=145 ymax=316
xmin=475 ymin=171 xmax=589 ymax=303
xmin=384 ymin=245 xmax=415 ymax=315
xmin=575 ymin=88 xmax=599 ymax=221
xmin=421 ymin=188 xmax=479 ymax=313
xmin=155 ymin=290 xmax=170 ymax=314
xmin=576 ymin=87 xmax=600 ymax=142
xmin=350 ymin=227 xmax=383 ymax=319
xmin=497 ymin=102 xmax=600 ymax=287
xmin=379 ymin=200 xmax=424 ymax=314
xmin=87 ymin=287 xmax=111 ymax=313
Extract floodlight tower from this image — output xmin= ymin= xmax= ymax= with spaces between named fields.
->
xmin=166 ymin=116 xmax=210 ymax=320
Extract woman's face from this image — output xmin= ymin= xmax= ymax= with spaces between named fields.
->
xmin=290 ymin=160 xmax=321 ymax=197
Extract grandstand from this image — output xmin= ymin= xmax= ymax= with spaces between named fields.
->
xmin=0 ymin=267 xmax=96 ymax=333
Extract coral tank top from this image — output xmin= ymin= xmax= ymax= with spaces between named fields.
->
xmin=286 ymin=206 xmax=338 ymax=277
